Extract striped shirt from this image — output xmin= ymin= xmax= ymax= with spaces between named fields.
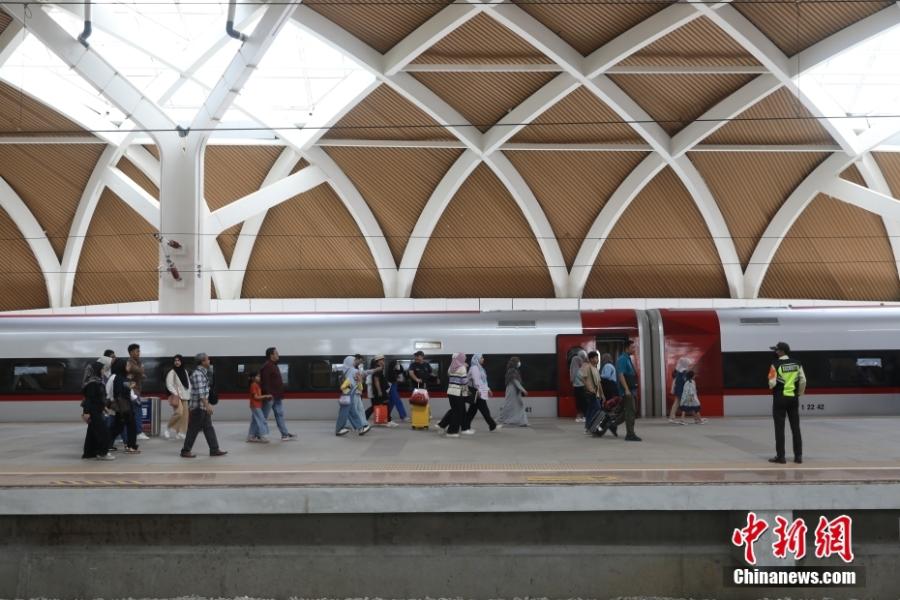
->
xmin=190 ymin=367 xmax=210 ymax=410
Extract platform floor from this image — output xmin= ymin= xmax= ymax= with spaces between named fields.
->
xmin=0 ymin=415 xmax=898 ymax=488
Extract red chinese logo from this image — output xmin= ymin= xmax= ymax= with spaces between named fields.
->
xmin=732 ymin=513 xmax=853 ymax=564
xmin=814 ymin=515 xmax=854 ymax=563
xmin=772 ymin=515 xmax=808 ymax=560
xmin=732 ymin=511 xmax=769 ymax=565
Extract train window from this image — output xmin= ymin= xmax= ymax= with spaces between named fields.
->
xmin=829 ymin=357 xmax=886 ymax=386
xmin=13 ymin=362 xmax=66 ymax=392
xmin=308 ymin=360 xmax=335 ymax=390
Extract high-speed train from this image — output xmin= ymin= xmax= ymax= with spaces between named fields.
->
xmin=0 ymin=308 xmax=897 ymax=422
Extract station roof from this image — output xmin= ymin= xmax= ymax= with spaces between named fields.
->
xmin=0 ymin=1 xmax=899 ymax=311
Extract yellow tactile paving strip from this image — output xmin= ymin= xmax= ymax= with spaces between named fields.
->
xmin=2 ymin=462 xmax=900 ymax=488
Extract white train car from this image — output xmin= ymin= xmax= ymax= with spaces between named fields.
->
xmin=0 ymin=307 xmax=896 ymax=423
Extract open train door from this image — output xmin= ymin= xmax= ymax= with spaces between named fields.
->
xmin=556 ymin=335 xmax=596 ymax=417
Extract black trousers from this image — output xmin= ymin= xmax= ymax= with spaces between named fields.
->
xmin=773 ymin=394 xmax=802 ymax=459
xmin=465 ymin=391 xmax=496 ymax=431
xmin=439 ymin=394 xmax=467 ymax=434
xmin=82 ymin=407 xmax=111 ymax=458
xmin=182 ymin=408 xmax=220 ymax=454
xmin=574 ymin=386 xmax=587 ymax=416
xmin=108 ymin=410 xmax=137 ymax=450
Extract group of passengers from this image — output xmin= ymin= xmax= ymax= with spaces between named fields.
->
xmin=80 ymin=344 xmax=150 ymax=460
xmin=81 ymin=344 xmax=232 ymax=460
xmin=569 ymin=339 xmax=643 ymax=442
xmin=331 ymin=351 xmax=529 ymax=438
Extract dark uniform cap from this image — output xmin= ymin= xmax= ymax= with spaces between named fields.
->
xmin=770 ymin=341 xmax=791 ymax=354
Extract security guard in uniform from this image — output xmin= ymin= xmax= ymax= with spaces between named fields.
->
xmin=767 ymin=341 xmax=806 ymax=464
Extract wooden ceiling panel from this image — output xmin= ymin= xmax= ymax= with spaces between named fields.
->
xmin=243 ymin=183 xmax=384 ymax=298
xmin=873 ymin=152 xmax=900 ymax=197
xmin=204 ymin=145 xmax=281 ymax=211
xmin=324 ymin=146 xmax=463 ymax=263
xmin=511 ymin=0 xmax=673 ymax=55
xmin=326 ymin=85 xmax=455 ymax=141
xmin=505 ymin=150 xmax=649 ymax=267
xmin=0 ymin=144 xmax=104 ymax=257
xmin=204 ymin=146 xmax=282 ymax=264
xmin=760 ymin=194 xmax=900 ymax=301
xmin=306 ymin=0 xmax=453 ymax=54
xmin=72 ymin=190 xmax=158 ymax=306
xmin=0 ymin=10 xmax=11 ymax=35
xmin=608 ymin=73 xmax=756 ymax=136
xmin=116 ymin=157 xmax=159 ymax=199
xmin=704 ymin=88 xmax=835 ymax=146
xmin=510 ymin=87 xmax=644 ymax=144
xmin=411 ymin=72 xmax=557 ymax=132
xmin=619 ymin=17 xmax=761 ymax=67
xmin=839 ymin=163 xmax=866 ymax=186
xmin=690 ymin=152 xmax=827 ymax=267
xmin=412 ymin=163 xmax=554 ymax=297
xmin=0 ymin=206 xmax=49 ymax=310
xmin=413 ymin=14 xmax=551 ymax=65
xmin=734 ymin=1 xmax=892 ymax=57
xmin=0 ymin=83 xmax=88 ymax=136
xmin=584 ymin=167 xmax=729 ymax=298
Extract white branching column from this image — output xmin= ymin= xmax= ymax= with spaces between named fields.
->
xmin=158 ymin=135 xmax=210 ymax=313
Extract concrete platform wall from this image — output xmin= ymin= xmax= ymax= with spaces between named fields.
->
xmin=2 ymin=511 xmax=897 ymax=599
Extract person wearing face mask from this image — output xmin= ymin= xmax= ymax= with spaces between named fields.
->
xmin=335 ymin=355 xmax=371 ymax=437
xmin=499 ymin=356 xmax=529 ymax=427
xmin=464 ymin=353 xmax=500 ymax=433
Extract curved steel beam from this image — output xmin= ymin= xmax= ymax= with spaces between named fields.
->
xmin=0 ymin=176 xmax=63 ymax=307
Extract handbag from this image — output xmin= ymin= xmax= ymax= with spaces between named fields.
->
xmin=208 ymin=388 xmax=219 ymax=405
xmin=409 ymin=387 xmax=429 ymax=406
xmin=338 ymin=394 xmax=351 ymax=406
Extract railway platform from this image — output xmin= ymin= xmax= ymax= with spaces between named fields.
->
xmin=1 ymin=416 xmax=899 ymax=513
xmin=2 ymin=417 xmax=899 ymax=599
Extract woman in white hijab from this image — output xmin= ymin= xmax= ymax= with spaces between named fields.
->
xmin=335 ymin=356 xmax=371 ymax=436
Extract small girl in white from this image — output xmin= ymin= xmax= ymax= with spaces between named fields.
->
xmin=679 ymin=371 xmax=707 ymax=424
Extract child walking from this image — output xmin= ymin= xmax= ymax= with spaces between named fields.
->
xmin=248 ymin=372 xmax=273 ymax=443
xmin=679 ymin=371 xmax=707 ymax=424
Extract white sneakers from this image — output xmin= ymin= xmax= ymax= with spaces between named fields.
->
xmin=96 ymin=454 xmax=115 ymax=461
xmin=575 ymin=416 xmax=586 ymax=423
xmin=137 ymin=433 xmax=150 ymax=441
xmin=385 ymin=421 xmax=399 ymax=428
xmin=162 ymin=428 xmax=172 ymax=439
xmin=176 ymin=432 xmax=186 ymax=440
xmin=461 ymin=429 xmax=475 ymax=435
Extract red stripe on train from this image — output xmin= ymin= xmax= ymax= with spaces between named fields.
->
xmin=0 ymin=390 xmax=562 ymax=402
xmin=726 ymin=386 xmax=900 ymax=396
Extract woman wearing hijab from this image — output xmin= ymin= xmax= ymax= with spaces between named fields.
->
xmin=570 ymin=349 xmax=588 ymax=422
xmin=438 ymin=352 xmax=470 ymax=437
xmin=464 ymin=353 xmax=499 ymax=433
xmin=106 ymin=358 xmax=140 ymax=453
xmin=164 ymin=354 xmax=192 ymax=439
xmin=499 ymin=356 xmax=529 ymax=427
xmin=81 ymin=360 xmax=114 ymax=460
xmin=335 ymin=356 xmax=371 ymax=437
